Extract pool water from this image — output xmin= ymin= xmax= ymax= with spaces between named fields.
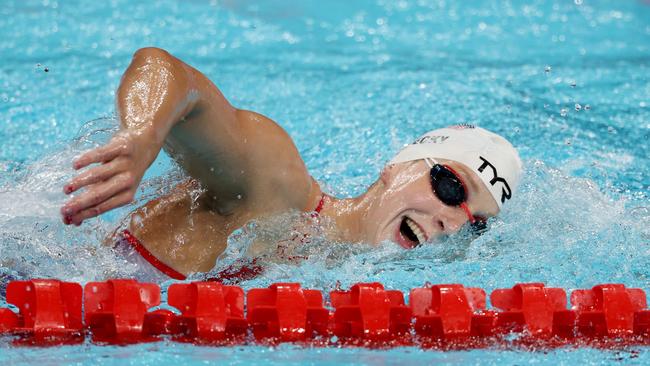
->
xmin=1 ymin=0 xmax=649 ymax=364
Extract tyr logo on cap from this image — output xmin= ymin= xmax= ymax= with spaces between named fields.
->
xmin=477 ymin=156 xmax=512 ymax=203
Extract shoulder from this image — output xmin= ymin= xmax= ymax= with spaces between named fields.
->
xmin=234 ymin=110 xmax=315 ymax=214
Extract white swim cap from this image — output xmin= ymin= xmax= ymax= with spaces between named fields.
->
xmin=389 ymin=125 xmax=523 ymax=209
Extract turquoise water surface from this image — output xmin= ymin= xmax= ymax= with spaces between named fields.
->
xmin=1 ymin=0 xmax=649 ymax=364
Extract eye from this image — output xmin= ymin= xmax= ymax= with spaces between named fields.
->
xmin=436 ymin=177 xmax=465 ymax=205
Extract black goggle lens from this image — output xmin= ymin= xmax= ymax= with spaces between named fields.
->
xmin=430 ymin=164 xmax=489 ymax=234
xmin=429 ymin=165 xmax=466 ymax=206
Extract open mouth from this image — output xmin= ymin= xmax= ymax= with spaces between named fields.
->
xmin=398 ymin=216 xmax=427 ymax=248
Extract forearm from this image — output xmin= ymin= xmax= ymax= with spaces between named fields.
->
xmin=63 ymin=47 xmax=313 ymax=225
xmin=116 ymin=47 xmax=199 ymax=163
xmin=63 ymin=47 xmax=257 ymax=225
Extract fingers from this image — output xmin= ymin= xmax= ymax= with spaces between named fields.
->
xmin=66 ymin=190 xmax=135 ymax=226
xmin=64 ymin=159 xmax=122 ymax=194
xmin=61 ymin=172 xmax=134 ymax=219
xmin=73 ymin=137 xmax=128 ymax=170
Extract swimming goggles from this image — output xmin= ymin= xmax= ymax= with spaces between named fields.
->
xmin=424 ymin=158 xmax=487 ymax=232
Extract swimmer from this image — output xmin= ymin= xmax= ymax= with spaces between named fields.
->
xmin=60 ymin=47 xmax=522 ymax=280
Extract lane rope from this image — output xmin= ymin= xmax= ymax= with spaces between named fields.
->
xmin=1 ymin=280 xmax=649 ymax=347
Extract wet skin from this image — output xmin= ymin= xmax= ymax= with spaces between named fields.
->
xmin=61 ymin=47 xmax=499 ymax=276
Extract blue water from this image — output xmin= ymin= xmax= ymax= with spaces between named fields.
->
xmin=1 ymin=0 xmax=649 ymax=364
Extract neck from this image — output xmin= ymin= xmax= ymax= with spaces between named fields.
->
xmin=318 ymin=180 xmax=384 ymax=243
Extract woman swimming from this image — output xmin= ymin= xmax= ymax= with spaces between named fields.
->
xmin=60 ymin=47 xmax=522 ymax=280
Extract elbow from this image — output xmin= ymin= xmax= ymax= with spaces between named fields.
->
xmin=128 ymin=47 xmax=190 ymax=89
xmin=122 ymin=47 xmax=198 ymax=115
xmin=133 ymin=47 xmax=171 ymax=59
xmin=132 ymin=47 xmax=175 ymax=65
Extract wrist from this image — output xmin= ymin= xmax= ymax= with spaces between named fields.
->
xmin=129 ymin=126 xmax=163 ymax=168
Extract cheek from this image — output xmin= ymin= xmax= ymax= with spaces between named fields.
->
xmin=403 ymin=182 xmax=437 ymax=210
xmin=364 ymin=194 xmax=405 ymax=240
xmin=372 ymin=174 xmax=435 ymax=219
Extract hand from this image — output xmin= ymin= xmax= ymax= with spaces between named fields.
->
xmin=61 ymin=131 xmax=157 ymax=226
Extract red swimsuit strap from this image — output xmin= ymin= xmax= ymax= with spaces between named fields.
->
xmin=314 ymin=193 xmax=327 ymax=214
xmin=121 ymin=230 xmax=187 ymax=281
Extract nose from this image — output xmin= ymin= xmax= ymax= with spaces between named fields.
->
xmin=434 ymin=205 xmax=469 ymax=234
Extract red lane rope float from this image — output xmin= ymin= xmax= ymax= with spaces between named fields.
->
xmin=490 ymin=283 xmax=567 ymax=336
xmin=166 ymin=281 xmax=247 ymax=341
xmin=330 ymin=282 xmax=411 ymax=340
xmin=248 ymin=283 xmax=328 ymax=341
xmin=410 ymin=284 xmax=489 ymax=339
xmin=84 ymin=280 xmax=161 ymax=343
xmin=2 ymin=280 xmax=83 ymax=345
xmin=0 ymin=280 xmax=649 ymax=348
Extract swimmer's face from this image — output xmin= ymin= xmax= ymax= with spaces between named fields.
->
xmin=365 ymin=159 xmax=499 ymax=248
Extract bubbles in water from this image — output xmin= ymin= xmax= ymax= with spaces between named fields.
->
xmin=1 ymin=121 xmax=648 ymax=299
xmin=207 ymin=160 xmax=650 ymax=293
xmin=0 ymin=117 xmax=181 ymax=286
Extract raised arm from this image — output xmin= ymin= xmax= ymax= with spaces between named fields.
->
xmin=62 ymin=47 xmax=314 ymax=225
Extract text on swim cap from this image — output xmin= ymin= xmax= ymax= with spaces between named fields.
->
xmin=413 ymin=135 xmax=449 ymax=144
xmin=450 ymin=123 xmax=476 ymax=129
xmin=477 ymin=156 xmax=512 ymax=203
